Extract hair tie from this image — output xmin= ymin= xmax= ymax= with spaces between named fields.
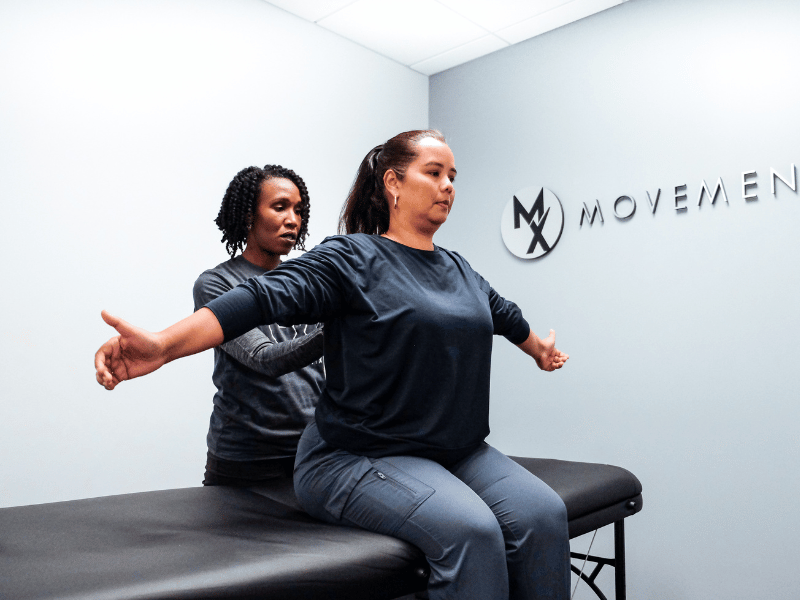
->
xmin=369 ymin=144 xmax=383 ymax=170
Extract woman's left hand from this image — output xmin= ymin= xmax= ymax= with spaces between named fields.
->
xmin=517 ymin=329 xmax=569 ymax=371
xmin=534 ymin=329 xmax=568 ymax=371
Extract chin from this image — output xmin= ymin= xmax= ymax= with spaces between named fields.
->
xmin=426 ymin=219 xmax=448 ymax=233
xmin=273 ymin=240 xmax=295 ymax=253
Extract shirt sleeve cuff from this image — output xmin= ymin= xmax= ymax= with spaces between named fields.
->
xmin=505 ymin=317 xmax=531 ymax=345
xmin=204 ymin=286 xmax=264 ymax=342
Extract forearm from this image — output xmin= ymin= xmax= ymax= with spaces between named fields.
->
xmin=515 ymin=329 xmax=542 ymax=359
xmin=222 ymin=326 xmax=324 ymax=377
xmin=160 ymin=307 xmax=225 ymax=363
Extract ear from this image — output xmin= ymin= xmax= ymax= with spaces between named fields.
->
xmin=383 ymin=169 xmax=400 ymax=199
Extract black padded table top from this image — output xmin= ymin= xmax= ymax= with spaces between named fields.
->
xmin=509 ymin=457 xmax=643 ymax=538
xmin=0 ymin=459 xmax=642 ymax=600
xmin=0 ymin=486 xmax=428 ymax=600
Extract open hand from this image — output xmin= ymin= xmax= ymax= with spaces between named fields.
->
xmin=94 ymin=310 xmax=166 ymax=390
xmin=532 ymin=329 xmax=569 ymax=372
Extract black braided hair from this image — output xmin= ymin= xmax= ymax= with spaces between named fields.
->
xmin=215 ymin=165 xmax=311 ymax=258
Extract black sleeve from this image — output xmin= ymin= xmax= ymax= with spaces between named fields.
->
xmin=204 ymin=238 xmax=354 ymax=342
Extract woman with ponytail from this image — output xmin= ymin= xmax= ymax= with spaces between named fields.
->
xmin=95 ymin=131 xmax=571 ymax=599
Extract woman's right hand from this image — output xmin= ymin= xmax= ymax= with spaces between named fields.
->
xmin=95 ymin=310 xmax=167 ymax=390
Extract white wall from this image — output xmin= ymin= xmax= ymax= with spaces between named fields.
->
xmin=430 ymin=0 xmax=800 ymax=598
xmin=0 ymin=0 xmax=427 ymax=508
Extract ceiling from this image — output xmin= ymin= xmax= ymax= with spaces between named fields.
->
xmin=263 ymin=0 xmax=630 ymax=75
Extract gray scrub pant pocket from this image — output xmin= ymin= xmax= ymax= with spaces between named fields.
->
xmin=342 ymin=460 xmax=435 ymax=535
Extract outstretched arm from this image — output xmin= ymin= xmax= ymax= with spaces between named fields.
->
xmin=94 ymin=308 xmax=224 ymax=390
xmin=194 ymin=272 xmax=324 ymax=378
xmin=516 ymin=329 xmax=569 ymax=371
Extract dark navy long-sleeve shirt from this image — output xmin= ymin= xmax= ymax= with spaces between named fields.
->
xmin=205 ymin=234 xmax=530 ymax=465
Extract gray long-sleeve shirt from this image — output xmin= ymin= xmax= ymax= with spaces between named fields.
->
xmin=193 ymin=255 xmax=325 ymax=461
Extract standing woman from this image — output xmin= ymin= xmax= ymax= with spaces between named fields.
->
xmin=195 ymin=165 xmax=324 ymax=490
xmin=95 ymin=131 xmax=570 ymax=600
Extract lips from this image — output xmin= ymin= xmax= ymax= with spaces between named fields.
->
xmin=280 ymin=233 xmax=297 ymax=242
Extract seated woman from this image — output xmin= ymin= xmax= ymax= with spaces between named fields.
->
xmin=95 ymin=131 xmax=570 ymax=600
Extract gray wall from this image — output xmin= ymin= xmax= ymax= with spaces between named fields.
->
xmin=430 ymin=0 xmax=800 ymax=599
xmin=430 ymin=0 xmax=800 ymax=598
xmin=0 ymin=0 xmax=427 ymax=508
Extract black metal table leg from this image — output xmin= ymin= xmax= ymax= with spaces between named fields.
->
xmin=614 ymin=520 xmax=626 ymax=600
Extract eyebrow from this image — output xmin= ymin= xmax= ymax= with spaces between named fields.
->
xmin=424 ymin=161 xmax=457 ymax=175
xmin=269 ymin=196 xmax=302 ymax=205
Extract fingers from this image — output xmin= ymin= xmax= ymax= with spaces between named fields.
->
xmin=98 ymin=311 xmax=137 ymax=390
xmin=94 ymin=337 xmax=120 ymax=390
xmin=95 ymin=368 xmax=117 ymax=390
xmin=102 ymin=309 xmax=134 ymax=337
xmin=546 ymin=348 xmax=569 ymax=371
xmin=101 ymin=309 xmax=118 ymax=327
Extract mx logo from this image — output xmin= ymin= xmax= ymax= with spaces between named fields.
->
xmin=500 ymin=187 xmax=564 ymax=259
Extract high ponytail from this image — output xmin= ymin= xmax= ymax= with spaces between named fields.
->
xmin=339 ymin=130 xmax=446 ymax=235
xmin=339 ymin=145 xmax=389 ymax=235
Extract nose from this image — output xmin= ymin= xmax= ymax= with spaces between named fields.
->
xmin=442 ymin=177 xmax=454 ymax=200
xmin=286 ymin=210 xmax=300 ymax=229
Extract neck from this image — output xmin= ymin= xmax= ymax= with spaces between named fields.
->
xmin=241 ymin=246 xmax=282 ymax=270
xmin=382 ymin=222 xmax=438 ymax=251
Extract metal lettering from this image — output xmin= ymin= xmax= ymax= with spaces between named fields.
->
xmin=579 ymin=200 xmax=604 ymax=227
xmin=646 ymin=189 xmax=661 ymax=214
xmin=742 ymin=170 xmax=758 ymax=201
xmin=674 ymin=184 xmax=688 ymax=212
xmin=771 ymin=164 xmax=796 ymax=195
xmin=613 ymin=196 xmax=636 ymax=220
xmin=697 ymin=177 xmax=728 ymax=207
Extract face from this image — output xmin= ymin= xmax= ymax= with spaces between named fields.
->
xmin=245 ymin=177 xmax=302 ymax=257
xmin=392 ymin=138 xmax=457 ymax=232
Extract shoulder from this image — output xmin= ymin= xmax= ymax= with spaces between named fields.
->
xmin=436 ymin=246 xmax=493 ymax=290
xmin=294 ymin=233 xmax=384 ymax=264
xmin=195 ymin=257 xmax=242 ymax=286
xmin=194 ymin=256 xmax=264 ymax=303
xmin=318 ymin=233 xmax=380 ymax=251
xmin=437 ymin=245 xmax=477 ymax=272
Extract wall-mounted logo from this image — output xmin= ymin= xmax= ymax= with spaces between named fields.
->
xmin=501 ymin=186 xmax=564 ymax=259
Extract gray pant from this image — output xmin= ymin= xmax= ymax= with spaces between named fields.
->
xmin=294 ymin=423 xmax=570 ymax=600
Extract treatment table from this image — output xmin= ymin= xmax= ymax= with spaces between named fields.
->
xmin=0 ymin=457 xmax=642 ymax=600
